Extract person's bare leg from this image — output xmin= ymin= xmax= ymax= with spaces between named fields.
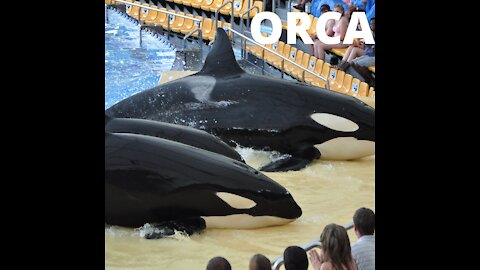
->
xmin=317 ymin=42 xmax=344 ymax=61
xmin=313 ymin=40 xmax=322 ymax=59
xmin=317 ymin=47 xmax=326 ymax=61
xmin=342 ymin=46 xmax=354 ymax=62
xmin=346 ymin=47 xmax=365 ymax=62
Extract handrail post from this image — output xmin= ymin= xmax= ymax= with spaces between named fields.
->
xmin=215 ymin=1 xmax=234 ymax=47
xmin=198 ymin=22 xmax=203 ymax=62
xmin=215 ymin=1 xmax=232 ymax=29
xmin=240 ymin=6 xmax=259 ymax=60
xmin=281 ymin=59 xmax=284 ymax=78
xmin=105 ymin=5 xmax=109 ymax=23
xmin=247 ymin=0 xmax=251 ymax=27
xmin=231 ymin=0 xmax=234 ymax=43
xmin=167 ymin=13 xmax=171 ymax=40
xmin=138 ymin=5 xmax=142 ymax=47
xmin=261 ymin=49 xmax=265 ymax=75
xmin=240 ymin=4 xmax=244 ymax=59
xmin=183 ymin=27 xmax=203 ymax=62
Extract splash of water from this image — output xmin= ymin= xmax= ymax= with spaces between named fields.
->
xmin=234 ymin=145 xmax=291 ymax=170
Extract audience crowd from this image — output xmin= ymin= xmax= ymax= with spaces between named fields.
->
xmin=205 ymin=207 xmax=375 ymax=270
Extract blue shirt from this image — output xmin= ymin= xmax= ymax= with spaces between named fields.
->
xmin=366 ymin=3 xmax=375 ymax=22
xmin=311 ymin=0 xmax=349 ymax=17
xmin=352 ymin=0 xmax=375 ymax=22
xmin=352 ymin=0 xmax=375 ymax=11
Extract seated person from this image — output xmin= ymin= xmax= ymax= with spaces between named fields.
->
xmin=311 ymin=0 xmax=349 ymax=17
xmin=294 ymin=0 xmax=312 ymax=11
xmin=308 ymin=223 xmax=357 ymax=270
xmin=284 ymin=246 xmax=309 ymax=270
xmin=310 ymin=4 xmax=335 ymax=43
xmin=336 ymin=17 xmax=374 ymax=71
xmin=312 ymin=4 xmax=351 ymax=61
xmin=351 ymin=207 xmax=375 ymax=270
xmin=249 ymin=254 xmax=272 ymax=270
xmin=206 ymin=256 xmax=232 ymax=270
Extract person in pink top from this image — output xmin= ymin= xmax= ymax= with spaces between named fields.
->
xmin=308 ymin=223 xmax=358 ymax=270
xmin=312 ymin=4 xmax=351 ymax=61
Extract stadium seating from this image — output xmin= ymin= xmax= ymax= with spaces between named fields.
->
xmin=113 ymin=0 xmax=375 ymax=98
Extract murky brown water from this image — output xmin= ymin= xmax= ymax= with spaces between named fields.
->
xmin=105 ymin=149 xmax=375 ymax=269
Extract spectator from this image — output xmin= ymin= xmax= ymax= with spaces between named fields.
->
xmin=249 ymin=254 xmax=271 ymax=270
xmin=312 ymin=4 xmax=349 ymax=61
xmin=351 ymin=208 xmax=375 ymax=270
xmin=308 ymin=224 xmax=357 ymax=270
xmin=320 ymin=3 xmax=332 ymax=13
xmin=293 ymin=0 xmax=312 ymax=11
xmin=347 ymin=0 xmax=375 ymax=22
xmin=366 ymin=3 xmax=374 ymax=23
xmin=341 ymin=17 xmax=375 ymax=86
xmin=336 ymin=16 xmax=374 ymax=71
xmin=284 ymin=246 xmax=309 ymax=270
xmin=310 ymin=4 xmax=334 ymax=43
xmin=206 ymin=256 xmax=232 ymax=270
xmin=345 ymin=56 xmax=375 ymax=87
xmin=311 ymin=0 xmax=348 ymax=17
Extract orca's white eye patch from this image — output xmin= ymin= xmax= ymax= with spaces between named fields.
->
xmin=310 ymin=113 xmax=359 ymax=132
xmin=216 ymin=192 xmax=256 ymax=209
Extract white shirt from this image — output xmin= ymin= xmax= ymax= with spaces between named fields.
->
xmin=351 ymin=235 xmax=375 ymax=270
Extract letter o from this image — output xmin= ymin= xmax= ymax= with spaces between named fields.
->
xmin=251 ymin=12 xmax=282 ymax=44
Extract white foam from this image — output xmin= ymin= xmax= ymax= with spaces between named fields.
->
xmin=234 ymin=145 xmax=291 ymax=170
xmin=105 ymin=223 xmax=192 ymax=240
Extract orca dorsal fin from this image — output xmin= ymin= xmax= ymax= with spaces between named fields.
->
xmin=197 ymin=28 xmax=244 ymax=76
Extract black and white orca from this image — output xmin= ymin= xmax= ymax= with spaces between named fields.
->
xmin=105 ymin=114 xmax=243 ymax=162
xmin=106 ymin=28 xmax=375 ymax=172
xmin=105 ymin=132 xmax=302 ymax=238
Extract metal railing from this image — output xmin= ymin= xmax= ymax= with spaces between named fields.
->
xmin=105 ymin=4 xmax=109 ymax=23
xmin=215 ymin=1 xmax=234 ymax=42
xmin=246 ymin=0 xmax=252 ymax=26
xmin=111 ymin=0 xmax=202 ymax=49
xmin=270 ymin=222 xmax=354 ymax=270
xmin=228 ymin=28 xmax=329 ymax=89
xmin=239 ymin=5 xmax=260 ymax=58
xmin=183 ymin=27 xmax=203 ymax=61
xmin=240 ymin=5 xmax=259 ymax=34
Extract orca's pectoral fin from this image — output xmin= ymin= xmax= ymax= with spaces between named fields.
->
xmin=259 ymin=156 xmax=312 ymax=172
xmin=142 ymin=217 xmax=206 ymax=239
xmin=259 ymin=146 xmax=320 ymax=172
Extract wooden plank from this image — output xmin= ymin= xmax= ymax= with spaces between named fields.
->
xmin=158 ymin=70 xmax=196 ymax=85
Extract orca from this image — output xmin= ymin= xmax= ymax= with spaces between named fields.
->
xmin=105 ymin=114 xmax=243 ymax=162
xmin=106 ymin=28 xmax=375 ymax=172
xmin=105 ymin=132 xmax=302 ymax=238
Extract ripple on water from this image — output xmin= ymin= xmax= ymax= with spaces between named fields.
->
xmin=105 ymin=10 xmax=176 ymax=109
